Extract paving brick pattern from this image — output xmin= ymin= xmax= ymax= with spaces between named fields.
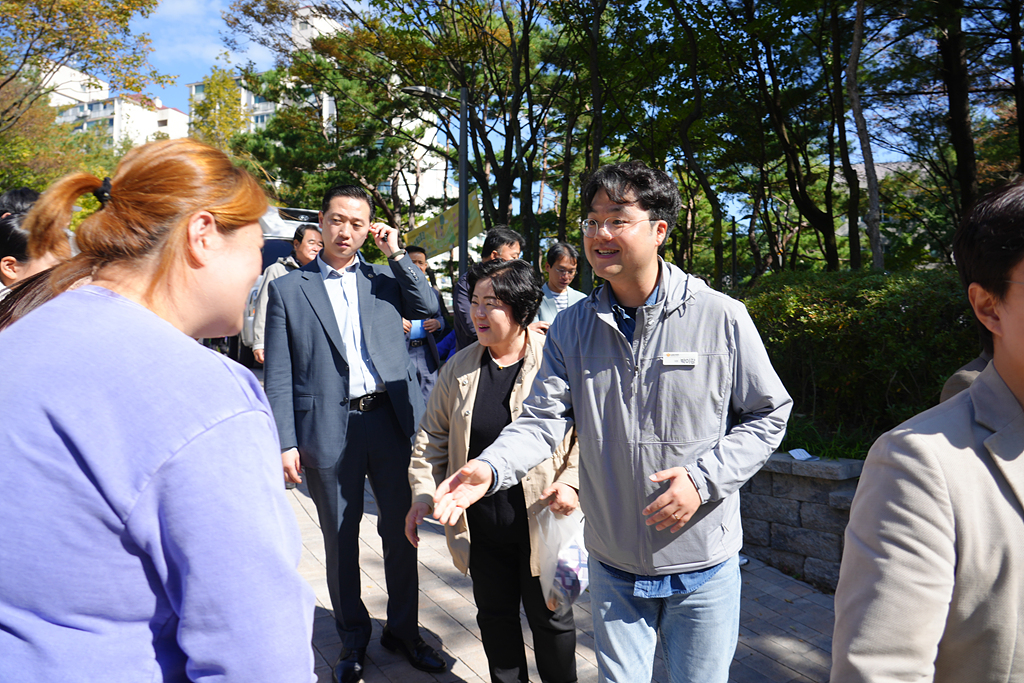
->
xmin=285 ymin=482 xmax=835 ymax=683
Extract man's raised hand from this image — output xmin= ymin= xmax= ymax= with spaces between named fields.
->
xmin=432 ymin=460 xmax=494 ymax=526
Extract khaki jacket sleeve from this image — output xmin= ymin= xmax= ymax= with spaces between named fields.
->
xmin=550 ymin=428 xmax=579 ymax=491
xmin=408 ymin=361 xmax=456 ymax=509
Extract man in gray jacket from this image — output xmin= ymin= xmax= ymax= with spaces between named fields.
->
xmin=432 ymin=161 xmax=791 ymax=683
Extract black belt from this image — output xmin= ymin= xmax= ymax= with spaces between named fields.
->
xmin=349 ymin=391 xmax=386 ymax=412
xmin=409 ymin=338 xmax=427 ymax=348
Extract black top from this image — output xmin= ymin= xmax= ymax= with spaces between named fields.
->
xmin=466 ymin=352 xmax=527 ymax=539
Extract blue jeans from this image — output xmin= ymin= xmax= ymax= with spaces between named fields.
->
xmin=589 ymin=555 xmax=741 ymax=683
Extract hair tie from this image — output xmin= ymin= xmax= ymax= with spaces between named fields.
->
xmin=93 ymin=177 xmax=112 ymax=208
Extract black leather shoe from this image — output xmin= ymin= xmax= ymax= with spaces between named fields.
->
xmin=333 ymin=647 xmax=365 ymax=683
xmin=380 ymin=626 xmax=447 ymax=673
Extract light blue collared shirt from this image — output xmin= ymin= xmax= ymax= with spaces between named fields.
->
xmin=316 ymin=254 xmax=384 ymax=397
xmin=409 ymin=319 xmax=426 ymax=340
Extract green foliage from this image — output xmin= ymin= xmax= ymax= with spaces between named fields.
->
xmin=0 ymin=0 xmax=173 ymax=135
xmin=218 ymin=0 xmax=1024 ymax=279
xmin=0 ymin=91 xmax=131 ymax=211
xmin=781 ymin=415 xmax=876 ymax=461
xmin=744 ymin=269 xmax=978 ymax=456
xmin=190 ymin=56 xmax=249 ymax=151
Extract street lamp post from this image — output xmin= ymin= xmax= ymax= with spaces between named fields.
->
xmin=401 ymin=85 xmax=470 ymax=279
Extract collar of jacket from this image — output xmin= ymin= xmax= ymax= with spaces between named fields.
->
xmin=453 ymin=327 xmax=544 ymax=380
xmin=581 ymin=258 xmax=703 ymax=321
xmin=970 ymin=362 xmax=1024 ymax=508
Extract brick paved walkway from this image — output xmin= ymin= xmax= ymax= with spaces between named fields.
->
xmin=285 ymin=482 xmax=834 ymax=683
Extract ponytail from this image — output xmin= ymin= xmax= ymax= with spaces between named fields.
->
xmin=13 ymin=138 xmax=267 ymax=313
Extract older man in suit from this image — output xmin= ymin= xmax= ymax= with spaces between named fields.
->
xmin=831 ymin=178 xmax=1024 ymax=682
xmin=264 ymin=186 xmax=445 ymax=683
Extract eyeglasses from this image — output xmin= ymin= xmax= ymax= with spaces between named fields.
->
xmin=553 ymin=267 xmax=576 ymax=277
xmin=581 ymin=217 xmax=652 ymax=238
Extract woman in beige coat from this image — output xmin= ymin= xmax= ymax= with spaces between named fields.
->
xmin=406 ymin=258 xmax=580 ymax=683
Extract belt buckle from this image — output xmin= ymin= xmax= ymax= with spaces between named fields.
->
xmin=357 ymin=393 xmax=377 ymax=411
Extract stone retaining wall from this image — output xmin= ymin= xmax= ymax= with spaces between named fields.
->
xmin=740 ymin=452 xmax=862 ymax=591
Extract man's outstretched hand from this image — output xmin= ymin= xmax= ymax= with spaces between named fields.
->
xmin=432 ymin=460 xmax=494 ymax=526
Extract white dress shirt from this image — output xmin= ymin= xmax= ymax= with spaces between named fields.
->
xmin=317 ymin=254 xmax=384 ymax=397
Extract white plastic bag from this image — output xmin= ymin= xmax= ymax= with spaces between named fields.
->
xmin=537 ymin=507 xmax=589 ymax=611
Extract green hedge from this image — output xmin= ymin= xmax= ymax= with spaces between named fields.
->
xmin=741 ymin=269 xmax=979 ymax=457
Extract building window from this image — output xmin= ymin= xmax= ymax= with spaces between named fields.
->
xmin=377 ymin=180 xmax=392 ymax=196
xmin=299 ymin=20 xmax=309 ymax=30
xmin=157 ymin=119 xmax=167 ymax=127
xmin=193 ymin=84 xmax=205 ymax=95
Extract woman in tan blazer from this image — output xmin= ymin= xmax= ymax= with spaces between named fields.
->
xmin=405 ymin=259 xmax=580 ymax=683
xmin=832 ymin=179 xmax=1024 ymax=683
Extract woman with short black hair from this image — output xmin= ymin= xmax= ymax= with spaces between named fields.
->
xmin=407 ymin=258 xmax=580 ymax=683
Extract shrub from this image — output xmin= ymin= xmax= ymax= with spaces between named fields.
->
xmin=742 ymin=269 xmax=978 ymax=457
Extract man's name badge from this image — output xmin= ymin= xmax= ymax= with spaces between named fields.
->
xmin=663 ymin=352 xmax=698 ymax=367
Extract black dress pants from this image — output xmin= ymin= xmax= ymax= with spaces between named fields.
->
xmin=304 ymin=394 xmax=418 ymax=649
xmin=468 ymin=523 xmax=578 ymax=683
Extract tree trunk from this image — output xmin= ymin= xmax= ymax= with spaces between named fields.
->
xmin=580 ymin=0 xmax=609 ymax=294
xmin=832 ymin=6 xmax=862 ymax=269
xmin=936 ymin=0 xmax=978 ymax=216
xmin=847 ymin=0 xmax=884 ymax=270
xmin=749 ymin=2 xmax=840 ymax=271
xmin=557 ymin=108 xmax=578 ymax=242
xmin=666 ymin=5 xmax=724 ymax=286
xmin=1009 ymin=0 xmax=1024 ymax=174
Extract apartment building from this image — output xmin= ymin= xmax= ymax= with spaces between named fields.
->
xmin=43 ymin=63 xmax=189 ymax=145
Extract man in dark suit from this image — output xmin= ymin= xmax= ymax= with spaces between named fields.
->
xmin=402 ymin=245 xmax=445 ymax=403
xmin=264 ymin=185 xmax=445 ymax=683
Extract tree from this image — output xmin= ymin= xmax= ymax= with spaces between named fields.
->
xmin=847 ymin=0 xmax=883 ymax=270
xmin=0 ymin=0 xmax=173 ymax=135
xmin=190 ymin=57 xmax=250 ymax=151
xmin=0 ymin=81 xmax=128 ymax=192
xmin=231 ymin=40 xmax=441 ymax=231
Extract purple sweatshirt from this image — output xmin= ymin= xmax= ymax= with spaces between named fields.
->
xmin=0 ymin=286 xmax=316 ymax=682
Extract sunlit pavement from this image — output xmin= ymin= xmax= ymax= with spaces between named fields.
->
xmin=253 ymin=369 xmax=834 ymax=682
xmin=284 ymin=478 xmax=833 ymax=683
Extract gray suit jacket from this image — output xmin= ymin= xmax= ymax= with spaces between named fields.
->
xmin=832 ymin=362 xmax=1024 ymax=682
xmin=263 ymin=255 xmax=438 ymax=470
xmin=537 ymin=284 xmax=586 ymax=323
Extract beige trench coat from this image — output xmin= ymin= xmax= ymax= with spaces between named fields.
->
xmin=408 ymin=330 xmax=579 ymax=576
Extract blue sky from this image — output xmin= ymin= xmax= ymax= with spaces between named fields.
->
xmin=130 ymin=0 xmax=274 ymax=113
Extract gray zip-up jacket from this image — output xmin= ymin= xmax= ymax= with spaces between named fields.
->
xmin=479 ymin=260 xmax=792 ymax=575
